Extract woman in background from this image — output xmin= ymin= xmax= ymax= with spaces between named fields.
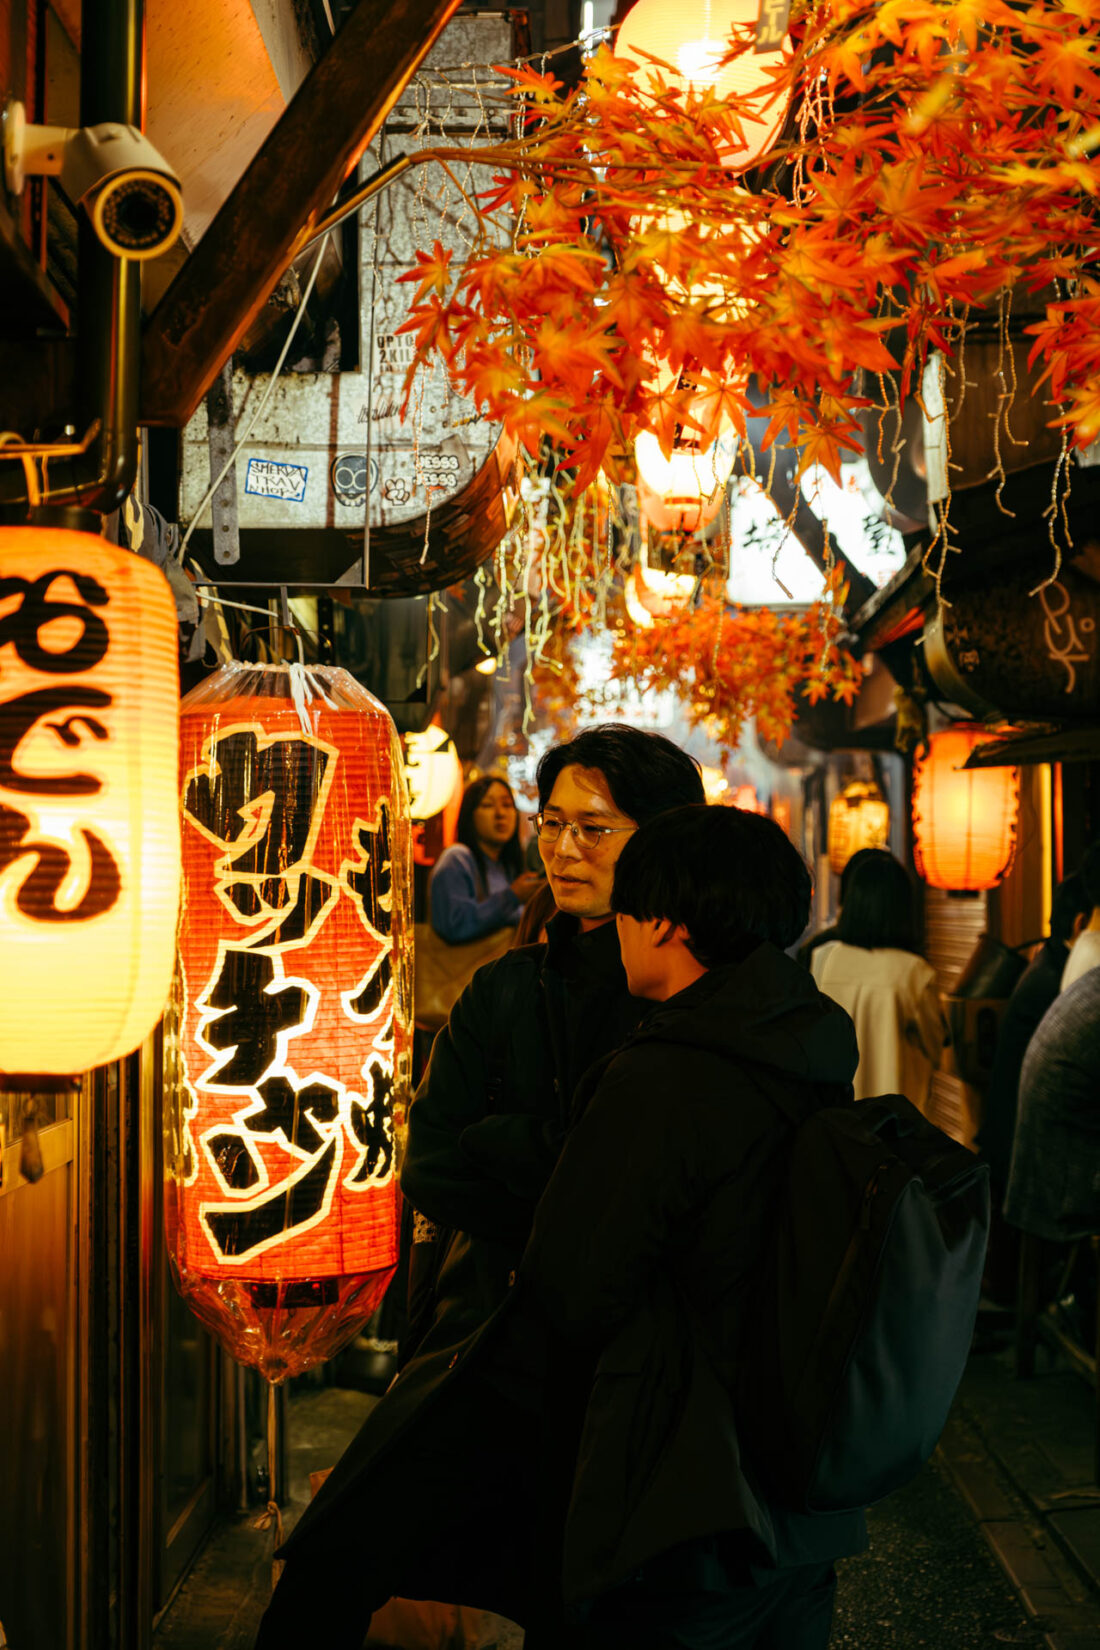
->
xmin=812 ymin=849 xmax=947 ymax=1112
xmin=429 ymin=775 xmax=543 ymax=944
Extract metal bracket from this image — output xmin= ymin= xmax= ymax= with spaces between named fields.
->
xmin=206 ymin=359 xmax=241 ymax=565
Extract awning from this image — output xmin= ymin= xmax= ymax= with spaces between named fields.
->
xmin=962 ymin=723 xmax=1100 ymax=768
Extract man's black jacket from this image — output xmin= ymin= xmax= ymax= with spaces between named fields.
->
xmin=280 ymin=914 xmax=642 ymax=1572
xmin=523 ymin=943 xmax=868 ymax=1605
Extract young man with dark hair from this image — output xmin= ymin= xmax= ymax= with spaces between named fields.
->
xmin=523 ymin=804 xmax=867 ymax=1649
xmin=257 ymin=726 xmax=705 ymax=1650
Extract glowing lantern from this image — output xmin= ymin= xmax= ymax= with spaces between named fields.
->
xmin=167 ymin=663 xmax=412 ymax=1381
xmin=0 ymin=527 xmax=180 ymax=1078
xmin=828 ymin=781 xmax=891 ymax=875
xmin=624 ymin=561 xmax=698 ymax=627
xmin=635 ymin=424 xmax=737 ymax=534
xmin=912 ymin=725 xmax=1020 ymax=892
xmin=404 ymin=724 xmax=463 ymax=821
xmin=698 ymin=762 xmax=729 ymax=802
xmin=616 ymin=0 xmax=792 ymax=172
xmin=641 ymin=202 xmax=760 ymax=316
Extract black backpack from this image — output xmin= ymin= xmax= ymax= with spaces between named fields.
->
xmin=739 ymin=1088 xmax=990 ymax=1515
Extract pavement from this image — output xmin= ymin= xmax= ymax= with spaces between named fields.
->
xmin=154 ymin=1328 xmax=1100 ymax=1650
xmin=933 ymin=1321 xmax=1100 ymax=1650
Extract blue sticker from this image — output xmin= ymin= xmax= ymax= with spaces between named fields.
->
xmin=245 ymin=458 xmax=309 ymax=503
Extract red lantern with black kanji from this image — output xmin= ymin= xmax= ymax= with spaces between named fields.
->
xmin=166 ymin=663 xmax=412 ymax=1380
xmin=912 ymin=725 xmax=1020 ymax=892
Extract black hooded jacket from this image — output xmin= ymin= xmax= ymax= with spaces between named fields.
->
xmin=522 ymin=941 xmax=868 ymax=1606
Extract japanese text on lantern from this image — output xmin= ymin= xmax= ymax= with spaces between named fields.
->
xmin=177 ymin=711 xmax=407 ymax=1282
xmin=0 ymin=566 xmax=122 ymax=924
xmin=0 ymin=534 xmax=179 ymax=1077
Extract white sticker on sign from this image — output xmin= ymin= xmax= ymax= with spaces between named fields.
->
xmin=245 ymin=459 xmax=309 ymax=503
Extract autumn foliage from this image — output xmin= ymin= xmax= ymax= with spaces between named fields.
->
xmin=400 ymin=0 xmax=1100 ymax=484
xmin=399 ymin=0 xmax=1100 ymax=748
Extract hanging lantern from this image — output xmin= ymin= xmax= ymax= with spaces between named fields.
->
xmin=635 ymin=425 xmax=737 ymax=534
xmin=624 ymin=560 xmax=698 ymax=628
xmin=912 ymin=725 xmax=1020 ymax=892
xmin=404 ymin=724 xmax=463 ymax=822
xmin=828 ymin=781 xmax=891 ymax=875
xmin=0 ymin=527 xmax=180 ymax=1079
xmin=640 ymin=201 xmax=760 ymax=316
xmin=167 ymin=663 xmax=413 ymax=1381
xmin=616 ymin=0 xmax=792 ymax=172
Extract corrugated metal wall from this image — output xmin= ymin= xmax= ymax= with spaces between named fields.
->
xmin=923 ymin=885 xmax=988 ymax=1144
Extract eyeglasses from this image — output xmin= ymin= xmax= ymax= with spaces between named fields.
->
xmin=535 ymin=814 xmax=635 ymax=851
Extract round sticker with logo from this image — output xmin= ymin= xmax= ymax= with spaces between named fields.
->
xmin=331 ymin=454 xmax=377 ymax=509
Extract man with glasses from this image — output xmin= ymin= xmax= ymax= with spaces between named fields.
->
xmin=257 ymin=726 xmax=704 ymax=1650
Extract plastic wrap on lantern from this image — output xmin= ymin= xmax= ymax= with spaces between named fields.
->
xmin=615 ymin=0 xmax=791 ymax=171
xmin=166 ymin=663 xmax=413 ymax=1381
xmin=827 ymin=782 xmax=890 ymax=875
xmin=0 ymin=527 xmax=180 ymax=1078
xmin=912 ymin=725 xmax=1020 ymax=892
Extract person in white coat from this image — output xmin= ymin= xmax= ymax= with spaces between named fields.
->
xmin=812 ymin=850 xmax=947 ymax=1113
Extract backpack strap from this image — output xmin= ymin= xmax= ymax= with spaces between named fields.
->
xmin=737 ymin=1058 xmax=853 ymax=1132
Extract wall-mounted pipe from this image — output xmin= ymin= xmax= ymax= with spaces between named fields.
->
xmin=0 ymin=0 xmax=144 ymax=515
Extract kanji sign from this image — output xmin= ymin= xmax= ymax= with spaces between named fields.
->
xmin=0 ymin=528 xmax=180 ymax=1077
xmin=168 ymin=663 xmax=413 ymax=1379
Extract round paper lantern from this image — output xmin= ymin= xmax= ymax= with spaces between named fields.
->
xmin=616 ymin=0 xmax=792 ymax=171
xmin=404 ymin=723 xmax=463 ymax=821
xmin=912 ymin=726 xmax=1020 ymax=892
xmin=166 ymin=662 xmax=413 ymax=1381
xmin=641 ymin=202 xmax=760 ymax=317
xmin=0 ymin=527 xmax=180 ymax=1078
xmin=635 ymin=424 xmax=737 ymax=533
xmin=624 ymin=560 xmax=698 ymax=627
xmin=828 ymin=781 xmax=891 ymax=875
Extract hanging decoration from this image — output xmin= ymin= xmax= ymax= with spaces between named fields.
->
xmin=609 ymin=561 xmax=862 ymax=753
xmin=615 ymin=0 xmax=792 ymax=171
xmin=396 ymin=5 xmax=1100 ymax=513
xmin=634 ymin=421 xmax=738 ymax=534
xmin=0 ymin=528 xmax=180 ymax=1079
xmin=404 ymin=724 xmax=463 ymax=823
xmin=167 ymin=662 xmax=412 ymax=1381
xmin=623 ymin=560 xmax=698 ymax=628
xmin=912 ymin=725 xmax=1020 ymax=893
xmin=827 ymin=781 xmax=891 ymax=875
xmin=405 ymin=722 xmax=463 ymax=869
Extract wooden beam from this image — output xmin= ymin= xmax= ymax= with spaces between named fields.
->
xmin=139 ymin=0 xmax=462 ymax=427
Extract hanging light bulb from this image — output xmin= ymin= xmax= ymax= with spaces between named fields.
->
xmin=615 ymin=0 xmax=792 ymax=172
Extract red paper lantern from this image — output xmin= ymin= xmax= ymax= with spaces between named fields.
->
xmin=167 ymin=663 xmax=412 ymax=1380
xmin=912 ymin=726 xmax=1020 ymax=892
xmin=616 ymin=0 xmax=792 ymax=172
xmin=0 ymin=527 xmax=180 ymax=1078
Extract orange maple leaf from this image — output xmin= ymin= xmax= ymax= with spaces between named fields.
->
xmin=396 ymin=240 xmax=454 ymax=306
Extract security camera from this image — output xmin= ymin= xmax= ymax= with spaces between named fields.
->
xmin=2 ymin=100 xmax=183 ymax=261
